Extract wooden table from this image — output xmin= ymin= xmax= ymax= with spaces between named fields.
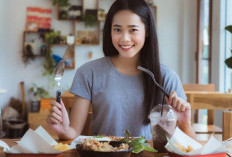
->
xmin=185 ymin=91 xmax=232 ymax=140
xmin=0 ymin=139 xmax=168 ymax=157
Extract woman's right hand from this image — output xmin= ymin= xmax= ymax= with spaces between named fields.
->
xmin=46 ymin=99 xmax=70 ymax=135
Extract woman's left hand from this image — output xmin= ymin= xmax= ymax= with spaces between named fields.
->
xmin=165 ymin=91 xmax=196 ymax=139
xmin=165 ymin=91 xmax=191 ymax=127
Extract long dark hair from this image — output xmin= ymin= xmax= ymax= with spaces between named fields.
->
xmin=103 ymin=0 xmax=162 ymax=124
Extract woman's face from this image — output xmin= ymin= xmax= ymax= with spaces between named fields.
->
xmin=111 ymin=10 xmax=146 ymax=59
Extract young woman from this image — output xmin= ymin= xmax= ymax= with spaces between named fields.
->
xmin=47 ymin=0 xmax=195 ymax=140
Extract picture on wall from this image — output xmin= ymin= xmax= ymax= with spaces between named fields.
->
xmin=76 ymin=31 xmax=99 ymax=45
xmin=26 ymin=7 xmax=52 ymax=32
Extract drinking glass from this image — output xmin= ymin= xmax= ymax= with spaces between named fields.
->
xmin=149 ymin=104 xmax=177 ymax=152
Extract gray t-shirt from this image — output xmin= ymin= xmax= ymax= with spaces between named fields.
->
xmin=70 ymin=57 xmax=186 ymax=139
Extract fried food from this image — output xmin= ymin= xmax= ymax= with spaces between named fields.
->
xmin=80 ymin=139 xmax=129 ymax=152
xmin=174 ymin=143 xmax=193 ymax=153
xmin=53 ymin=143 xmax=70 ymax=151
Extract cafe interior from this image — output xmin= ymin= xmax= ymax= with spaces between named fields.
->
xmin=0 ymin=0 xmax=232 ymax=156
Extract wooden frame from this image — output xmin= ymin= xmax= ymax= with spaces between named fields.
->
xmin=196 ymin=0 xmax=213 ymax=83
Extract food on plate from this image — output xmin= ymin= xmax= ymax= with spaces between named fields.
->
xmin=80 ymin=139 xmax=129 ymax=152
xmin=174 ymin=143 xmax=193 ymax=153
xmin=53 ymin=143 xmax=70 ymax=151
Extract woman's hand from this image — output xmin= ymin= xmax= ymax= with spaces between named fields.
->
xmin=165 ymin=91 xmax=196 ymax=139
xmin=165 ymin=91 xmax=191 ymax=125
xmin=46 ymin=99 xmax=70 ymax=135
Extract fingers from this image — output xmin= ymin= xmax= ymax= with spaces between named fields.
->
xmin=50 ymin=100 xmax=62 ymax=110
xmin=47 ymin=100 xmax=63 ymax=124
xmin=168 ymin=91 xmax=189 ymax=112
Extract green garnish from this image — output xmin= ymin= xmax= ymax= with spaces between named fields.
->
xmin=119 ymin=130 xmax=157 ymax=154
xmin=93 ymin=135 xmax=104 ymax=138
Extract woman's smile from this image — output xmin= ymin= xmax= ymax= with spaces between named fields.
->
xmin=119 ymin=44 xmax=135 ymax=51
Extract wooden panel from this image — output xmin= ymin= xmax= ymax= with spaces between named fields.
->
xmin=189 ymin=93 xmax=232 ymax=110
xmin=192 ymin=123 xmax=222 ymax=134
xmin=223 ymin=111 xmax=232 ymax=140
xmin=183 ymin=84 xmax=215 ymax=92
xmin=40 ymin=98 xmax=55 ymax=111
xmin=183 ymin=84 xmax=215 ymax=124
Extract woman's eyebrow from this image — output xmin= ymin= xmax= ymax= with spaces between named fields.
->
xmin=128 ymin=25 xmax=139 ymax=28
xmin=113 ymin=24 xmax=121 ymax=27
xmin=112 ymin=24 xmax=140 ymax=28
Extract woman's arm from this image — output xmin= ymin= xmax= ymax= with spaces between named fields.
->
xmin=46 ymin=95 xmax=91 ymax=140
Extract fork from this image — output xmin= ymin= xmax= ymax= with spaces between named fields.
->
xmin=137 ymin=66 xmax=170 ymax=97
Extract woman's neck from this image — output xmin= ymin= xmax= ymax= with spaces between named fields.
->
xmin=110 ymin=55 xmax=141 ymax=75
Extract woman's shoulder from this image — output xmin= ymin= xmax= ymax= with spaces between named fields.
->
xmin=77 ymin=57 xmax=109 ymax=72
xmin=160 ymin=64 xmax=178 ymax=77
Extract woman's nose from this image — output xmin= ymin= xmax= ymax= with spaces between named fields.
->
xmin=121 ymin=32 xmax=130 ymax=41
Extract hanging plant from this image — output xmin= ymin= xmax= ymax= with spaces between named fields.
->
xmin=29 ymin=84 xmax=50 ymax=98
xmin=225 ymin=25 xmax=232 ymax=69
xmin=52 ymin=0 xmax=70 ymax=7
xmin=43 ymin=30 xmax=61 ymax=75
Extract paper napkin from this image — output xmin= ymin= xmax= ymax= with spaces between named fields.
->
xmin=165 ymin=127 xmax=228 ymax=155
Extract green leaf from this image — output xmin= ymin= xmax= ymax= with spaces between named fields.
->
xmin=142 ymin=145 xmax=157 ymax=152
xmin=225 ymin=56 xmax=232 ymax=69
xmin=132 ymin=144 xmax=144 ymax=153
xmin=132 ymin=144 xmax=157 ymax=153
xmin=131 ymin=137 xmax=146 ymax=145
xmin=225 ymin=25 xmax=232 ymax=34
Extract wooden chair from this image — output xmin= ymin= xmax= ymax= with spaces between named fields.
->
xmin=185 ymin=91 xmax=232 ymax=140
xmin=62 ymin=91 xmax=92 ymax=135
xmin=183 ymin=83 xmax=215 ymax=124
xmin=183 ymin=84 xmax=223 ymax=138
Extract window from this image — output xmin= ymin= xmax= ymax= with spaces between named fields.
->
xmin=225 ymin=0 xmax=232 ymax=92
xmin=196 ymin=0 xmax=212 ymax=124
xmin=196 ymin=0 xmax=212 ymax=84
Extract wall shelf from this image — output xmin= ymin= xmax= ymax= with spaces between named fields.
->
xmin=22 ymin=0 xmax=104 ymax=70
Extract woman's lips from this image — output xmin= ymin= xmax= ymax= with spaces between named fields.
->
xmin=119 ymin=44 xmax=135 ymax=51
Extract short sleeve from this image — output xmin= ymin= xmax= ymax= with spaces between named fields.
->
xmin=69 ymin=65 xmax=92 ymax=100
xmin=161 ymin=65 xmax=187 ymax=101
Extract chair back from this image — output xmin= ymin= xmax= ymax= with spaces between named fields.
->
xmin=183 ymin=84 xmax=215 ymax=124
xmin=183 ymin=83 xmax=215 ymax=92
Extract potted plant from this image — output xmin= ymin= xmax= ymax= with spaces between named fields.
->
xmin=225 ymin=25 xmax=232 ymax=69
xmin=83 ymin=10 xmax=98 ymax=27
xmin=29 ymin=84 xmax=50 ymax=112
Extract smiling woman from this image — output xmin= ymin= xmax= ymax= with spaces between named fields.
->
xmin=46 ymin=0 xmax=195 ymax=150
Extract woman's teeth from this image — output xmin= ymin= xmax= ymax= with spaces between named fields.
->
xmin=120 ymin=45 xmax=134 ymax=49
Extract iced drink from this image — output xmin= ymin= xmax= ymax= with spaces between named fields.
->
xmin=149 ymin=105 xmax=177 ymax=152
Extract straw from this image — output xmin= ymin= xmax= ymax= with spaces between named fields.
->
xmin=161 ymin=93 xmax=165 ymax=116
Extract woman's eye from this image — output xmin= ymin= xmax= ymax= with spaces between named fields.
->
xmin=113 ymin=28 xmax=121 ymax=32
xmin=130 ymin=29 xmax=138 ymax=32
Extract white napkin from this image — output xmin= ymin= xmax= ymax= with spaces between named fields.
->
xmin=165 ymin=127 xmax=228 ymax=155
xmin=0 ymin=126 xmax=61 ymax=154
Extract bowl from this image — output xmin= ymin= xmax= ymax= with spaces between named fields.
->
xmin=76 ymin=141 xmax=132 ymax=157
